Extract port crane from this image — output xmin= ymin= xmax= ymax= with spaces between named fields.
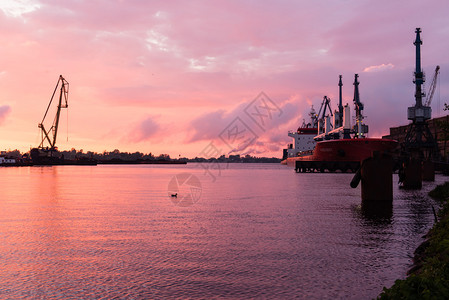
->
xmin=424 ymin=65 xmax=440 ymax=107
xmin=37 ymin=75 xmax=69 ymax=155
xmin=403 ymin=28 xmax=439 ymax=158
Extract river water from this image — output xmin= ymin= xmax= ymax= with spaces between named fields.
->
xmin=0 ymin=164 xmax=444 ymax=299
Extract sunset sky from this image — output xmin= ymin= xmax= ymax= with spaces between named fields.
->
xmin=0 ymin=0 xmax=448 ymax=158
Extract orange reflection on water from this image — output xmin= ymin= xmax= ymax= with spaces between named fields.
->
xmin=0 ymin=164 xmax=442 ymax=298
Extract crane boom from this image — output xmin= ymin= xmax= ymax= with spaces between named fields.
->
xmin=424 ymin=65 xmax=440 ymax=107
xmin=38 ymin=75 xmax=69 ymax=151
xmin=317 ymin=96 xmax=333 ymax=120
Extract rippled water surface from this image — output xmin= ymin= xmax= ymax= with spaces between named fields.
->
xmin=0 ymin=164 xmax=444 ymax=299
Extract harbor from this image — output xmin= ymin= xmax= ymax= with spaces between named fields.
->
xmin=1 ymin=0 xmax=449 ymax=298
xmin=0 ymin=163 xmax=442 ymax=299
xmin=282 ymin=28 xmax=446 ymax=192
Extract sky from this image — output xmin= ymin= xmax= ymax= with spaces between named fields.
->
xmin=0 ymin=0 xmax=448 ymax=158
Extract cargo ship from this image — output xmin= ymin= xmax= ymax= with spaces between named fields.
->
xmin=282 ymin=74 xmax=398 ymax=172
xmin=281 ymin=106 xmax=318 ymax=166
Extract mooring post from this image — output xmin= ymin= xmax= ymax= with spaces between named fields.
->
xmin=422 ymin=160 xmax=435 ymax=181
xmin=402 ymin=158 xmax=422 ymax=189
xmin=360 ymin=152 xmax=393 ymax=202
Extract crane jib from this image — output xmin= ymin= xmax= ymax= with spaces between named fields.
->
xmin=37 ymin=75 xmax=69 ymax=152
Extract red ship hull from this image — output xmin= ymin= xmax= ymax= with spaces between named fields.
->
xmin=299 ymin=138 xmax=398 ymax=161
xmin=284 ymin=138 xmax=398 ymax=171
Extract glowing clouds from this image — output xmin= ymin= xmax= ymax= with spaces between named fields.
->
xmin=363 ymin=63 xmax=394 ymax=73
xmin=188 ymin=97 xmax=301 ymax=156
xmin=0 ymin=0 xmax=40 ymax=18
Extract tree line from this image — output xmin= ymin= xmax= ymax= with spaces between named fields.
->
xmin=1 ymin=149 xmax=281 ymax=163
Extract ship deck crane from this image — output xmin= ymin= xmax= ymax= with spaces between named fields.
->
xmin=38 ymin=75 xmax=69 ymax=154
xmin=316 ymin=96 xmax=333 ymax=134
xmin=317 ymin=96 xmax=333 ymax=120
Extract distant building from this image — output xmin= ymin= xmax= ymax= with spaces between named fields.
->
xmin=383 ymin=115 xmax=449 ymax=159
xmin=0 ymin=156 xmax=16 ymax=164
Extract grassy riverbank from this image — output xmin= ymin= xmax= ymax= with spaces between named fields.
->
xmin=377 ymin=182 xmax=449 ymax=299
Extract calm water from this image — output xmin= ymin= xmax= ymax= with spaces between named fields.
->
xmin=0 ymin=164 xmax=444 ymax=299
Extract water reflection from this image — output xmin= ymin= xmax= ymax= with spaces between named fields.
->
xmin=0 ymin=165 xmax=444 ymax=299
xmin=402 ymin=187 xmax=439 ymax=235
xmin=361 ymin=200 xmax=393 ymax=223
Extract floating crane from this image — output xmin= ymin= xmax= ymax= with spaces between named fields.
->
xmin=38 ymin=75 xmax=69 ymax=152
xmin=30 ymin=75 xmax=69 ymax=163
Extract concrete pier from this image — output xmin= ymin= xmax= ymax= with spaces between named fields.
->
xmin=401 ymin=159 xmax=423 ymax=189
xmin=422 ymin=160 xmax=435 ymax=181
xmin=360 ymin=153 xmax=393 ymax=202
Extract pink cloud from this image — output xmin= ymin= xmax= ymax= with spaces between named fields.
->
xmin=188 ymin=109 xmax=228 ymax=143
xmin=126 ymin=116 xmax=161 ymax=143
xmin=0 ymin=105 xmax=11 ymax=125
xmin=188 ymin=96 xmax=302 ymax=156
xmin=363 ymin=63 xmax=394 ymax=73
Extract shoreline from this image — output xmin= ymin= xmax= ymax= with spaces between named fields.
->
xmin=0 ymin=160 xmax=186 ymax=167
xmin=0 ymin=161 xmax=288 ymax=167
xmin=378 ymin=182 xmax=449 ymax=299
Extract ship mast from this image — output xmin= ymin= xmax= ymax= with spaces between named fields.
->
xmin=337 ymin=75 xmax=343 ymax=127
xmin=353 ymin=74 xmax=366 ymax=138
xmin=38 ymin=75 xmax=69 ymax=154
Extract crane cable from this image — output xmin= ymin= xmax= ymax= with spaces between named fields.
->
xmin=66 ymin=107 xmax=69 ymax=142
